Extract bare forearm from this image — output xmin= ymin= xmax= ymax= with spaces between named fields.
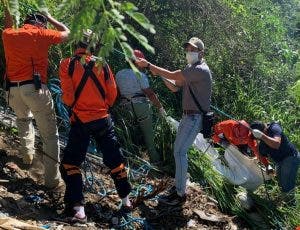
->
xmin=142 ymin=88 xmax=163 ymax=109
xmin=47 ymin=15 xmax=69 ymax=32
xmin=162 ymin=78 xmax=180 ymax=92
xmin=261 ymin=135 xmax=281 ymax=149
xmin=150 ymin=94 xmax=163 ymax=109
xmin=149 ymin=63 xmax=181 ymax=80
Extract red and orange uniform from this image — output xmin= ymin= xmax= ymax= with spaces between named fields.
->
xmin=212 ymin=120 xmax=269 ymax=166
xmin=59 ymin=48 xmax=117 ymax=123
xmin=2 ymin=24 xmax=62 ymax=83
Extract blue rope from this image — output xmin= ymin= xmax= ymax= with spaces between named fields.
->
xmin=48 ymin=78 xmax=98 ymax=153
xmin=83 ymin=159 xmax=115 ymax=197
xmin=47 ymin=74 xmax=158 ymax=230
xmin=25 ymin=194 xmax=43 ymax=203
xmin=118 ymin=214 xmax=151 ymax=229
xmin=130 ymin=184 xmax=155 ymax=199
xmin=210 ymin=104 xmax=237 ymax=121
xmin=129 ymin=163 xmax=151 ymax=181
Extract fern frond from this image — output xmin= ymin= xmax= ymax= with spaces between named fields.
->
xmin=7 ymin=0 xmax=20 ymax=28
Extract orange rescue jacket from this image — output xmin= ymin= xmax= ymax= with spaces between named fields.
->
xmin=59 ymin=48 xmax=117 ymax=123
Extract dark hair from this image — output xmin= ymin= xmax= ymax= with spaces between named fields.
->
xmin=250 ymin=121 xmax=265 ymax=132
xmin=76 ymin=41 xmax=88 ymax=49
xmin=75 ymin=31 xmax=94 ymax=52
xmin=75 ymin=41 xmax=98 ymax=54
xmin=24 ymin=14 xmax=47 ymax=27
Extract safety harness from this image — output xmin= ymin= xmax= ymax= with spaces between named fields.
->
xmin=68 ymin=54 xmax=110 ymax=121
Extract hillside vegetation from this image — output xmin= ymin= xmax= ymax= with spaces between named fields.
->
xmin=0 ymin=0 xmax=299 ymax=229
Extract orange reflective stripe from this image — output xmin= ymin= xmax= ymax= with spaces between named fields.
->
xmin=67 ymin=169 xmax=81 ymax=176
xmin=117 ymin=170 xmax=127 ymax=179
xmin=111 ymin=163 xmax=125 ymax=174
xmin=63 ymin=164 xmax=79 ymax=170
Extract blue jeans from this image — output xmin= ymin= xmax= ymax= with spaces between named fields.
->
xmin=174 ymin=114 xmax=202 ymax=196
xmin=276 ymin=153 xmax=300 ymax=193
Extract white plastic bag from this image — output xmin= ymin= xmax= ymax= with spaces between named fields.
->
xmin=166 ymin=116 xmax=271 ymax=191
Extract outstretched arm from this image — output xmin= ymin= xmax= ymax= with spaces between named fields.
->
xmin=260 ymin=135 xmax=281 ymax=150
xmin=135 ymin=58 xmax=185 ymax=82
xmin=252 ymin=128 xmax=281 ymax=149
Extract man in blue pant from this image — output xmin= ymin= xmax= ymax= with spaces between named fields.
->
xmin=135 ymin=37 xmax=212 ymax=205
xmin=251 ymin=121 xmax=300 ymax=205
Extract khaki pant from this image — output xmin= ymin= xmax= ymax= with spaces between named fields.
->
xmin=8 ymin=83 xmax=61 ymax=188
xmin=122 ymin=100 xmax=160 ymax=162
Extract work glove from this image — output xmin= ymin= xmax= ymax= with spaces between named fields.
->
xmin=252 ymin=129 xmax=263 ymax=139
xmin=159 ymin=107 xmax=167 ymax=118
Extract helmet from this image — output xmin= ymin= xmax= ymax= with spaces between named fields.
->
xmin=133 ymin=49 xmax=145 ymax=59
xmin=80 ymin=29 xmax=93 ymax=46
xmin=77 ymin=29 xmax=94 ymax=50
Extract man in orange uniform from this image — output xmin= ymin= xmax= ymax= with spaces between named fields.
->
xmin=2 ymin=7 xmax=69 ymax=189
xmin=212 ymin=120 xmax=269 ymax=166
xmin=59 ymin=32 xmax=132 ymax=223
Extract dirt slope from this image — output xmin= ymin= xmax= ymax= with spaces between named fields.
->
xmin=0 ymin=130 xmax=244 ymax=229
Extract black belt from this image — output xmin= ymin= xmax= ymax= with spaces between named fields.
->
xmin=121 ymin=94 xmax=146 ymax=101
xmin=183 ymin=110 xmax=201 ymax=115
xmin=9 ymin=80 xmax=34 ymax=87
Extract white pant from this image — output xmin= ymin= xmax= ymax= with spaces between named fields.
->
xmin=8 ymin=83 xmax=61 ymax=188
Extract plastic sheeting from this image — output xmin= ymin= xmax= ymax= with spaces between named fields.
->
xmin=213 ymin=145 xmax=272 ymax=191
xmin=166 ymin=116 xmax=272 ymax=191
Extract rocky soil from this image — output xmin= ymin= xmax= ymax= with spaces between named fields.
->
xmin=0 ymin=129 xmax=245 ymax=230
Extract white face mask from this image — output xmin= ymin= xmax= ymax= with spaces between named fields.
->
xmin=186 ymin=51 xmax=199 ymax=64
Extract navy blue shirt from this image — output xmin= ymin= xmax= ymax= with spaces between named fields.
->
xmin=259 ymin=123 xmax=298 ymax=163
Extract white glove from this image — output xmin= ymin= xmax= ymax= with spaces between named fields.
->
xmin=252 ymin=129 xmax=263 ymax=139
xmin=266 ymin=165 xmax=275 ymax=176
xmin=159 ymin=107 xmax=167 ymax=117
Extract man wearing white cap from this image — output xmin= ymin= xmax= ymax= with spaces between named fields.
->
xmin=135 ymin=37 xmax=212 ymax=205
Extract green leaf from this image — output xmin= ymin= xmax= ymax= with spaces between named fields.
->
xmin=121 ymin=2 xmax=138 ymax=11
xmin=110 ymin=8 xmax=125 ymax=20
xmin=7 ymin=0 xmax=20 ymax=28
xmin=115 ymin=27 xmax=127 ymax=41
xmin=128 ymin=59 xmax=142 ymax=79
xmin=126 ymin=11 xmax=156 ymax=34
xmin=291 ymin=80 xmax=300 ymax=104
xmin=125 ymin=25 xmax=155 ymax=53
xmin=36 ymin=0 xmax=48 ymax=15
xmin=108 ymin=8 xmax=125 ymax=28
xmin=98 ymin=27 xmax=117 ymax=59
xmin=120 ymin=41 xmax=133 ymax=58
xmin=119 ymin=42 xmax=141 ymax=79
